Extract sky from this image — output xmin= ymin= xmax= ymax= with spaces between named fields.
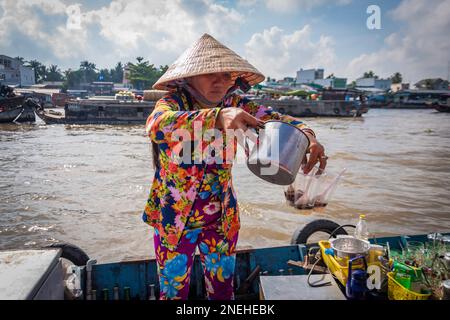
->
xmin=1 ymin=0 xmax=449 ymax=85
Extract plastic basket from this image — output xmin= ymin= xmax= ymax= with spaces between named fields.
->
xmin=387 ymin=272 xmax=431 ymax=300
xmin=319 ymin=240 xmax=376 ymax=286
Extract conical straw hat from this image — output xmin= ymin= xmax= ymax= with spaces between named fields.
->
xmin=152 ymin=33 xmax=265 ymax=90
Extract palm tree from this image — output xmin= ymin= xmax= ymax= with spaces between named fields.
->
xmin=390 ymin=72 xmax=402 ymax=84
xmin=111 ymin=62 xmax=124 ymax=83
xmin=79 ymin=60 xmax=97 ymax=84
xmin=363 ymin=71 xmax=378 ymax=79
xmin=127 ymin=57 xmax=160 ymax=90
xmin=25 ymin=59 xmax=44 ymax=83
xmin=15 ymin=56 xmax=25 ymax=64
xmin=46 ymin=65 xmax=63 ymax=81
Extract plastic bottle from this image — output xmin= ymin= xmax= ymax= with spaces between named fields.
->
xmin=354 ymin=214 xmax=369 ymax=241
xmin=148 ymin=284 xmax=156 ymax=300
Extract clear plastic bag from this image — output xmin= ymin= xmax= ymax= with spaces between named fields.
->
xmin=284 ymin=167 xmax=345 ymax=209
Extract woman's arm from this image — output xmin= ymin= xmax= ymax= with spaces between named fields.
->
xmin=235 ymin=95 xmax=316 ymax=137
xmin=146 ymin=95 xmax=221 ymax=144
xmin=234 ymin=95 xmax=326 ymax=173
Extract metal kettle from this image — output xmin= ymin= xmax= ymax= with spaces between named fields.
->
xmin=245 ymin=120 xmax=310 ymax=185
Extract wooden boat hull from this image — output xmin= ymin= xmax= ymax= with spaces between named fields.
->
xmin=385 ymin=102 xmax=435 ymax=109
xmin=0 ymin=105 xmax=35 ymax=123
xmin=252 ymin=99 xmax=368 ymax=117
xmin=0 ymin=95 xmax=25 ymax=109
xmin=35 ymin=99 xmax=156 ymax=125
xmin=435 ymin=104 xmax=450 ymax=112
xmin=89 ymin=231 xmax=450 ymax=300
xmin=35 ymin=109 xmax=150 ymax=125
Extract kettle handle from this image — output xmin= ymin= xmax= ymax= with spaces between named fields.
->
xmin=348 ymin=255 xmax=368 ymax=274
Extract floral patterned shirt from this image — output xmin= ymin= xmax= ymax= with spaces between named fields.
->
xmin=143 ymin=90 xmax=313 ymax=250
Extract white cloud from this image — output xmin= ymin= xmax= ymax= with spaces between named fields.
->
xmin=244 ymin=25 xmax=336 ymax=79
xmin=237 ymin=0 xmax=258 ymax=7
xmin=265 ymin=0 xmax=352 ymax=13
xmin=0 ymin=0 xmax=244 ymax=68
xmin=0 ymin=0 xmax=91 ymax=62
xmin=345 ymin=0 xmax=450 ymax=84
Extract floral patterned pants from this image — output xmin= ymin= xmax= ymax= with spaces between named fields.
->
xmin=153 ymin=167 xmax=239 ymax=300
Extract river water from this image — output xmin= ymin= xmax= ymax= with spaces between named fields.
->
xmin=1 ymin=108 xmax=449 ymax=262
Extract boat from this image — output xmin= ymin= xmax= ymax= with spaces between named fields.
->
xmin=0 ymin=91 xmax=36 ymax=123
xmin=1 ymin=218 xmax=448 ymax=300
xmin=35 ymin=98 xmax=156 ymax=125
xmin=386 ymin=90 xmax=449 ymax=109
xmin=434 ymin=93 xmax=450 ymax=112
xmin=251 ymin=98 xmax=368 ymax=117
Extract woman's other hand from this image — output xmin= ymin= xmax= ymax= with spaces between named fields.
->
xmin=302 ymin=132 xmax=327 ymax=174
xmin=216 ymin=108 xmax=265 ymax=131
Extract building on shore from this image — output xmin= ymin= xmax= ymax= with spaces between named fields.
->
xmin=355 ymin=77 xmax=392 ymax=91
xmin=296 ymin=68 xmax=324 ymax=84
xmin=295 ymin=68 xmax=346 ymax=89
xmin=0 ymin=55 xmax=35 ymax=86
xmin=313 ymin=77 xmax=347 ymax=89
xmin=391 ymin=83 xmax=410 ymax=92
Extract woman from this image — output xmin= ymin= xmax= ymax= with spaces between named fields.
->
xmin=143 ymin=34 xmax=327 ymax=300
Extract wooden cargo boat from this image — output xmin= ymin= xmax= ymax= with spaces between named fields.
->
xmin=1 ymin=219 xmax=448 ymax=300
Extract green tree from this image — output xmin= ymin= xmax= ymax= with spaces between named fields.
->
xmin=363 ymin=70 xmax=378 ymax=79
xmin=390 ymin=72 xmax=402 ymax=84
xmin=15 ymin=56 xmax=25 ymax=63
xmin=98 ymin=68 xmax=112 ymax=82
xmin=46 ymin=64 xmax=63 ymax=81
xmin=62 ymin=68 xmax=83 ymax=91
xmin=25 ymin=59 xmax=46 ymax=83
xmin=79 ymin=60 xmax=98 ymax=84
xmin=127 ymin=57 xmax=165 ymax=90
xmin=110 ymin=62 xmax=124 ymax=83
xmin=159 ymin=64 xmax=169 ymax=74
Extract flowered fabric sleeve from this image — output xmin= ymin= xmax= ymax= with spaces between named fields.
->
xmin=234 ymin=95 xmax=316 ymax=137
xmin=146 ymin=95 xmax=222 ymax=144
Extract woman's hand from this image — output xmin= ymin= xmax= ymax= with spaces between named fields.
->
xmin=216 ymin=108 xmax=265 ymax=131
xmin=302 ymin=132 xmax=327 ymax=174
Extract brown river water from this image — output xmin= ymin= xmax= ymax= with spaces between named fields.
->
xmin=1 ymin=108 xmax=449 ymax=262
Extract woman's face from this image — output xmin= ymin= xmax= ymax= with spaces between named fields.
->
xmin=188 ymin=72 xmax=234 ymax=104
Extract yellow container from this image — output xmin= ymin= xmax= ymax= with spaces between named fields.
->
xmin=319 ymin=240 xmax=383 ymax=286
xmin=387 ymin=272 xmax=431 ymax=300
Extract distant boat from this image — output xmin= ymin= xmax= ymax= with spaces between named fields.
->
xmin=0 ymin=95 xmax=36 ymax=123
xmin=386 ymin=90 xmax=449 ymax=109
xmin=251 ymin=98 xmax=368 ymax=117
xmin=35 ymin=98 xmax=155 ymax=125
xmin=433 ymin=93 xmax=450 ymax=113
